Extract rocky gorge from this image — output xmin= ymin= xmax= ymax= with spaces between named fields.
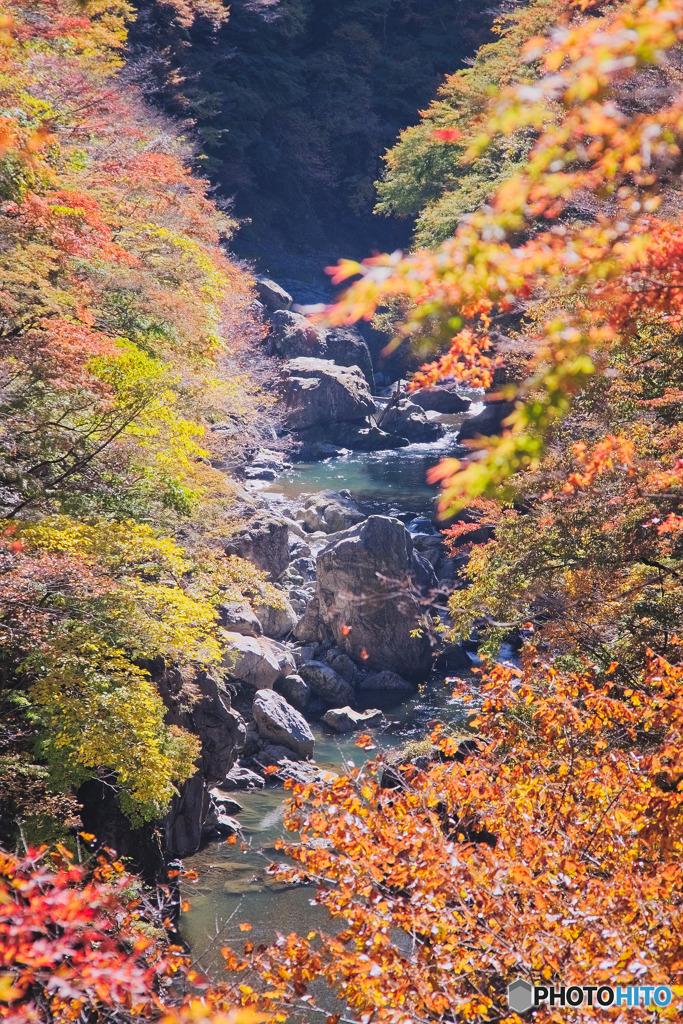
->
xmin=139 ymin=277 xmax=511 ymax=867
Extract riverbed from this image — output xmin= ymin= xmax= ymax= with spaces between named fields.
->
xmin=181 ymin=406 xmax=486 ymax=985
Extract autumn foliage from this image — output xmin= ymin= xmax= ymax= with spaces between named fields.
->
xmin=0 ymin=0 xmax=277 ymax=830
xmin=0 ymin=843 xmax=263 ymax=1024
xmin=211 ymin=1 xmax=683 ymax=1021
xmin=0 ymin=845 xmax=183 ymax=1022
xmin=6 ymin=0 xmax=683 ymax=1022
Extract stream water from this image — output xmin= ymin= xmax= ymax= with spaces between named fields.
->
xmin=181 ymin=406 xmax=487 ymax=990
xmin=263 ymin=415 xmax=478 ymax=517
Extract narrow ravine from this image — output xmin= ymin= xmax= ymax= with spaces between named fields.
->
xmin=179 ymin=351 xmax=507 ymax=975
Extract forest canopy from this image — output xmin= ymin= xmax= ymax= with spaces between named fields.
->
xmin=0 ymin=0 xmax=275 ymax=832
xmin=4 ymin=0 xmax=683 ymax=1023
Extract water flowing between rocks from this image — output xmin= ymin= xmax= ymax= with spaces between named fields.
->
xmin=180 ymin=394 xmax=515 ymax=984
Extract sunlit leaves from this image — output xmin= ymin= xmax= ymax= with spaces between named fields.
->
xmin=327 ymin=0 xmax=683 ymax=515
xmin=0 ymin=0 xmax=267 ymax=821
xmin=225 ymin=655 xmax=683 ymax=1022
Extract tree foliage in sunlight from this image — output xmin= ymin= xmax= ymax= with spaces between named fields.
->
xmin=224 ymin=653 xmax=683 ymax=1023
xmin=215 ymin=2 xmax=683 ymax=1021
xmin=375 ymin=0 xmax=565 ymax=248
xmin=328 ymin=0 xmax=683 ymax=511
xmin=0 ymin=844 xmax=264 ymax=1024
xmin=0 ymin=0 xmax=272 ymax=824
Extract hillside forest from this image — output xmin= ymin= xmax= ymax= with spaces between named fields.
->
xmin=3 ymin=0 xmax=683 ymax=1023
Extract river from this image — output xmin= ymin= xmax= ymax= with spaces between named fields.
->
xmin=180 ymin=402 xmax=497 ymax=989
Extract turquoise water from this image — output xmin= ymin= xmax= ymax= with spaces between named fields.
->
xmin=264 ymin=427 xmax=469 ymax=517
xmin=181 ymin=678 xmax=473 ymax=978
xmin=181 ymin=413 xmax=484 ymax=1010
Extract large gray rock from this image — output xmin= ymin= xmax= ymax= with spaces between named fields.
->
xmin=218 ymin=601 xmax=262 ymax=637
xmin=253 ymin=596 xmax=297 ymax=639
xmin=293 ymin=596 xmax=324 ymax=644
xmin=278 ymin=673 xmax=311 ymax=711
xmin=322 ymin=706 xmax=386 ymax=733
xmin=379 ymin=398 xmax=444 ymax=443
xmin=322 ymin=326 xmax=374 ymax=386
xmin=359 ymin=669 xmax=415 ymax=692
xmin=434 ymin=642 xmax=473 ymax=675
xmin=410 ymin=386 xmax=471 ymax=414
xmin=326 ymin=648 xmax=358 ymax=684
xmin=289 ymin=555 xmax=317 ymax=582
xmin=299 ymin=661 xmax=355 ymax=705
xmin=223 ymin=513 xmax=290 ymax=579
xmin=265 ymin=758 xmax=338 ymax=787
xmin=253 ymin=690 xmax=315 ymax=757
xmin=458 ymin=399 xmax=516 ymax=441
xmin=296 ymin=489 xmax=364 ymax=534
xmin=316 ymin=516 xmax=436 ymax=681
xmin=244 ymin=448 xmax=291 ymax=481
xmin=222 ymin=764 xmax=266 ymax=791
xmin=323 ymin=420 xmax=410 ymax=450
xmin=266 ymin=310 xmax=327 ymax=360
xmin=158 ymin=667 xmax=246 ymax=858
xmin=224 ymin=633 xmax=296 ymax=689
xmin=257 ymin=277 xmax=293 ymax=311
xmin=279 ymin=358 xmax=375 ymax=431
xmin=203 ymin=804 xmax=241 ymax=840
xmin=209 ymin=788 xmax=243 ymax=815
xmin=266 ymin=313 xmax=373 ymax=387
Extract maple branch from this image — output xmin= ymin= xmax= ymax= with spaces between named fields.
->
xmin=5 ymin=401 xmax=149 ymax=518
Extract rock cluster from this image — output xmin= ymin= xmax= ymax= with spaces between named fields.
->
xmin=148 ymin=277 xmax=484 ymax=860
xmin=279 ymin=357 xmax=375 ymax=431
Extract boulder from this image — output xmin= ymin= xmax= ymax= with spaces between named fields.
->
xmin=223 ymin=514 xmax=290 ymax=579
xmin=379 ymin=398 xmax=444 ymax=443
xmin=209 ymin=789 xmax=243 ymax=815
xmin=222 ymin=764 xmax=265 ymax=791
xmin=289 ymin=555 xmax=317 ymax=581
xmin=265 ymin=316 xmax=374 ymax=387
xmin=457 ymin=399 xmax=516 ymax=441
xmin=253 ymin=690 xmax=315 ymax=757
xmin=316 ymin=516 xmax=437 ymax=681
xmin=434 ymin=642 xmax=473 ymax=675
xmin=410 ymin=386 xmax=471 ymax=414
xmin=293 ymin=596 xmax=324 ymax=644
xmin=243 ymin=448 xmax=291 ymax=481
xmin=266 ymin=758 xmax=338 ymax=787
xmin=218 ymin=601 xmax=262 ymax=637
xmin=203 ymin=804 xmax=241 ymax=840
xmin=224 ymin=633 xmax=296 ymax=689
xmin=299 ymin=661 xmax=355 ymax=705
xmin=279 ymin=358 xmax=375 ymax=431
xmin=266 ymin=310 xmax=327 ymax=360
xmin=326 ymin=648 xmax=358 ymax=684
xmin=295 ymin=441 xmax=352 ymax=461
xmin=253 ymin=597 xmax=297 ymax=639
xmin=257 ymin=277 xmax=293 ymax=311
xmin=284 ymin=518 xmax=309 ymax=542
xmin=359 ymin=669 xmax=416 ymax=692
xmin=322 ymin=706 xmax=386 ymax=733
xmin=156 ymin=667 xmax=247 ymax=858
xmin=324 ymin=421 xmax=410 ymax=451
xmin=278 ymin=673 xmax=311 ymax=711
xmin=256 ymin=742 xmax=303 ymax=765
xmin=297 ymin=490 xmax=364 ymax=534
xmin=287 ymin=588 xmax=309 ymax=616
xmin=322 ymin=325 xmax=374 ymax=386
